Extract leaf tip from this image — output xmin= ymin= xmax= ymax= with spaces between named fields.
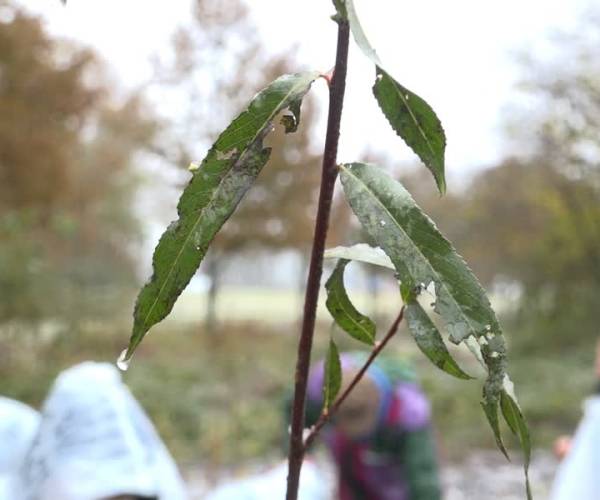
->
xmin=437 ymin=175 xmax=447 ymax=196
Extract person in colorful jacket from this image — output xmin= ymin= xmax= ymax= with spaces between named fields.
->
xmin=304 ymin=352 xmax=441 ymax=500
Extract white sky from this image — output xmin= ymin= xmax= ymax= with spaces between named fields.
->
xmin=14 ymin=0 xmax=594 ymax=290
xmin=22 ymin=0 xmax=592 ymax=182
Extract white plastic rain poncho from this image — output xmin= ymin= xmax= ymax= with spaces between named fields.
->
xmin=0 ymin=397 xmax=41 ymax=498
xmin=205 ymin=459 xmax=332 ymax=500
xmin=550 ymin=395 xmax=600 ymax=500
xmin=5 ymin=362 xmax=188 ymax=500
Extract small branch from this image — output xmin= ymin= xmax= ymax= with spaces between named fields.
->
xmin=285 ymin=19 xmax=350 ymax=500
xmin=318 ymin=67 xmax=335 ymax=86
xmin=303 ymin=306 xmax=406 ymax=451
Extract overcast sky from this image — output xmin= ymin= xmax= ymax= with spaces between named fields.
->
xmin=22 ymin=0 xmax=593 ymax=183
xmin=15 ymin=0 xmax=594 ymax=290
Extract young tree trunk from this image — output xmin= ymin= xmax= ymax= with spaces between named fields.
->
xmin=285 ymin=19 xmax=350 ymax=500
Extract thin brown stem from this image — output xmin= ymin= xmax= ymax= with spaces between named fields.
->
xmin=304 ymin=306 xmax=406 ymax=451
xmin=285 ymin=19 xmax=350 ymax=500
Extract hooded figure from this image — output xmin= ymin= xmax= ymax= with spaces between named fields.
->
xmin=550 ymin=340 xmax=600 ymax=500
xmin=0 ymin=397 xmax=41 ymax=499
xmin=305 ymin=353 xmax=441 ymax=500
xmin=6 ymin=362 xmax=187 ymax=500
xmin=550 ymin=395 xmax=600 ymax=499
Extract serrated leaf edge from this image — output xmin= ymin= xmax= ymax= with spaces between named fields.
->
xmin=340 ymin=163 xmax=481 ymax=341
xmin=127 ymin=72 xmax=319 ymax=358
xmin=373 ymin=69 xmax=446 ymax=194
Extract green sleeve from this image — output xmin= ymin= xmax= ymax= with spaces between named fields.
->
xmin=403 ymin=428 xmax=442 ymax=500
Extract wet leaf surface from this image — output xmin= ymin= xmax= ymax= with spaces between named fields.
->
xmin=323 ymin=338 xmax=342 ymax=410
xmin=340 ymin=161 xmax=529 ymax=468
xmin=404 ymin=299 xmax=472 ymax=380
xmin=373 ymin=69 xmax=446 ymax=194
xmin=325 ymin=259 xmax=376 ymax=345
xmin=126 ymin=72 xmax=319 ymax=357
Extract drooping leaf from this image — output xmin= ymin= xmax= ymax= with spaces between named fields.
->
xmin=501 ymin=380 xmax=532 ymax=500
xmin=477 ymin=328 xmax=514 ymax=462
xmin=323 ymin=338 xmax=342 ymax=410
xmin=325 ymin=259 xmax=376 ymax=345
xmin=126 ymin=71 xmax=319 ymax=358
xmin=340 ymin=162 xmax=500 ymax=345
xmin=373 ymin=69 xmax=446 ymax=194
xmin=404 ymin=300 xmax=472 ymax=380
xmin=343 ymin=0 xmax=446 ymax=193
xmin=344 ymin=0 xmax=382 ymax=66
xmin=339 ymin=161 xmax=510 ymax=453
xmin=324 ymin=244 xmax=394 ymax=270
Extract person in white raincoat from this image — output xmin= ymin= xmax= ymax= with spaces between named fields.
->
xmin=0 ymin=398 xmax=41 ymax=498
xmin=5 ymin=362 xmax=188 ymax=500
xmin=550 ymin=340 xmax=600 ymax=500
xmin=550 ymin=396 xmax=600 ymax=499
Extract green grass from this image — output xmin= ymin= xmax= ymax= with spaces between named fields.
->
xmin=0 ymin=303 xmax=594 ymax=468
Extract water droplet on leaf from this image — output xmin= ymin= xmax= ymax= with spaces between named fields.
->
xmin=116 ymin=349 xmax=130 ymax=372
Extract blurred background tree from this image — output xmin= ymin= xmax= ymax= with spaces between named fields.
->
xmin=402 ymin=13 xmax=600 ymax=354
xmin=152 ymin=0 xmax=350 ymax=330
xmin=0 ymin=1 xmax=158 ymax=330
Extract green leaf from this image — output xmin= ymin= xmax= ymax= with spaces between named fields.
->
xmin=405 ymin=301 xmax=472 ymax=380
xmin=501 ymin=380 xmax=532 ymax=500
xmin=373 ymin=69 xmax=446 ymax=194
xmin=480 ymin=356 xmax=509 ymax=461
xmin=331 ymin=0 xmax=347 ymax=20
xmin=126 ymin=71 xmax=319 ymax=358
xmin=325 ymin=259 xmax=375 ymax=345
xmin=324 ymin=243 xmax=394 ymax=270
xmin=339 ymin=161 xmax=511 ymax=453
xmin=323 ymin=338 xmax=342 ymax=410
xmin=344 ymin=0 xmax=382 ymax=66
xmin=478 ymin=330 xmax=511 ymax=459
xmin=343 ymin=0 xmax=446 ymax=193
xmin=339 ymin=162 xmax=501 ymax=345
xmin=325 ymin=259 xmax=376 ymax=345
